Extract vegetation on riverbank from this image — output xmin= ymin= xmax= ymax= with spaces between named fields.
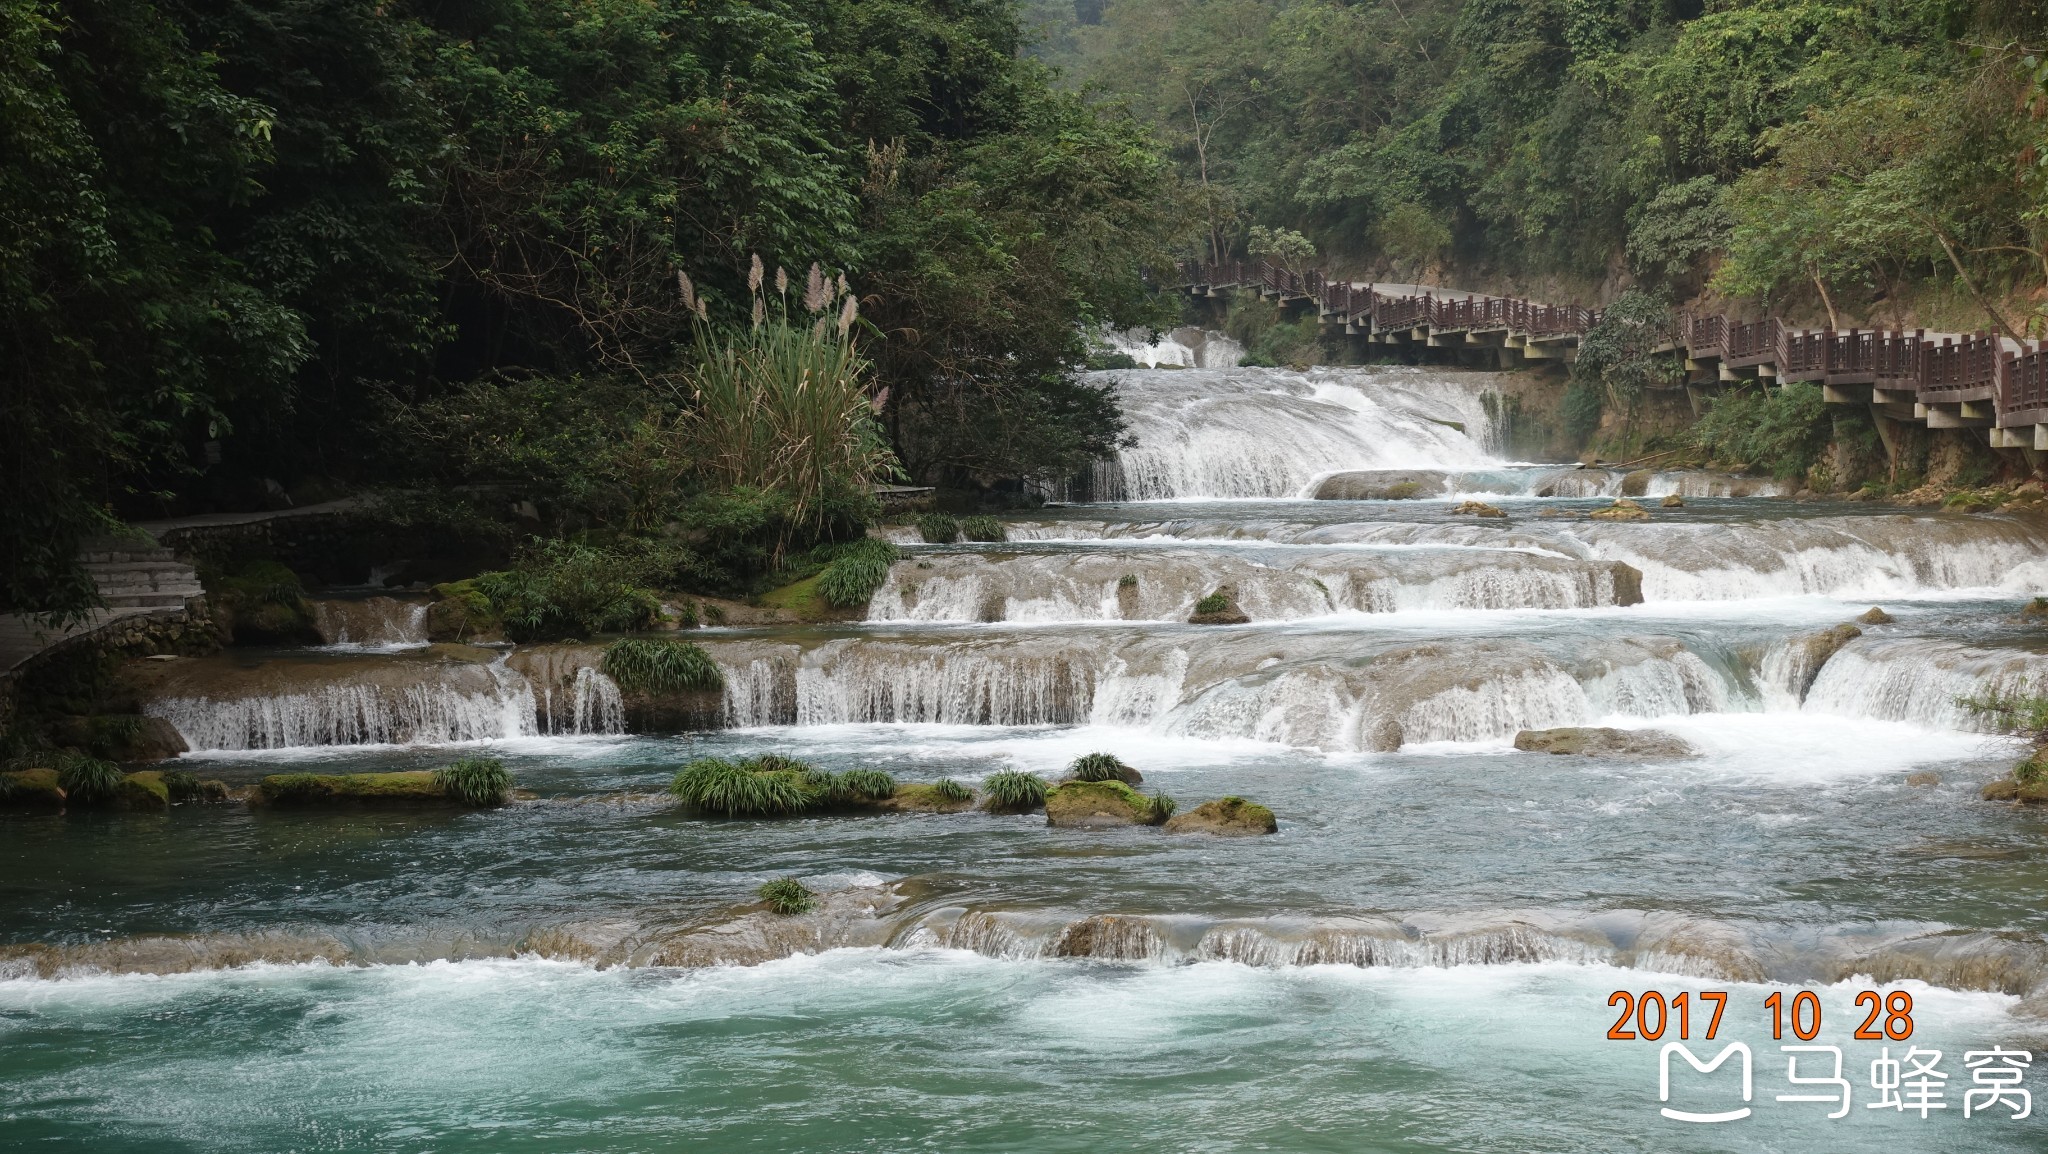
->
xmin=4 ymin=0 xmax=1184 ymax=625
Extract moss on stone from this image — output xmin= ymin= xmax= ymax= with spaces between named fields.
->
xmin=115 ymin=771 xmax=172 ymax=812
xmin=256 ymin=770 xmax=459 ymax=807
xmin=1045 ymin=779 xmax=1166 ymax=827
xmin=1163 ymin=795 xmax=1277 ymax=836
xmin=880 ymin=783 xmax=978 ymax=813
xmin=0 ymin=768 xmax=66 ymax=811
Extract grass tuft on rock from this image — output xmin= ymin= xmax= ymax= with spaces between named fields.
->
xmin=434 ymin=757 xmax=512 ymax=806
xmin=1147 ymin=791 xmax=1179 ymax=821
xmin=161 ymin=769 xmax=202 ymax=803
xmin=960 ymin=515 xmax=1006 ymax=542
xmin=1068 ymin=752 xmax=1138 ymax=783
xmin=601 ymin=638 xmax=724 ymax=694
xmin=757 ymin=878 xmax=818 ymax=915
xmin=56 ymin=753 xmax=124 ymax=805
xmin=817 ymin=538 xmax=899 ymax=608
xmin=1193 ymin=592 xmax=1230 ymax=615
xmin=931 ymin=777 xmax=972 ymax=802
xmin=834 ymin=768 xmax=897 ymax=801
xmin=981 ymin=769 xmax=1049 ymax=811
xmin=669 ymin=756 xmax=817 ymax=816
xmin=915 ymin=513 xmax=961 ymax=543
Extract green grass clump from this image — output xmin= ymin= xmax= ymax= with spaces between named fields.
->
xmin=817 ymin=538 xmax=900 ymax=609
xmin=758 ymin=878 xmax=818 ymax=915
xmin=1194 ymin=592 xmax=1230 ymax=615
xmin=669 ymin=756 xmax=817 ymax=816
xmin=1118 ymin=573 xmax=1137 ymax=589
xmin=916 ymin=513 xmax=961 ymax=543
xmin=434 ymin=757 xmax=512 ymax=806
xmin=601 ymin=637 xmax=725 ymax=694
xmin=161 ymin=769 xmax=202 ymax=803
xmin=1068 ymin=752 xmax=1136 ymax=783
xmin=980 ymin=770 xmax=1049 ymax=811
xmin=55 ymin=754 xmax=124 ymax=804
xmin=960 ymin=515 xmax=1006 ymax=542
xmin=834 ymin=768 xmax=898 ymax=801
xmin=931 ymin=777 xmax=972 ymax=802
xmin=1147 ymin=792 xmax=1179 ymax=821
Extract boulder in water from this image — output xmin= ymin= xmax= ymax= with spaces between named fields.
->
xmin=1859 ymin=607 xmax=1894 ymax=625
xmin=1513 ymin=727 xmax=1694 ymax=759
xmin=1621 ymin=469 xmax=1653 ymax=497
xmin=255 ymin=770 xmax=462 ymax=808
xmin=1452 ymin=500 xmax=1506 ymax=518
xmin=2021 ymin=597 xmax=2048 ymax=624
xmin=1045 ymin=780 xmax=1168 ymax=827
xmin=114 ymin=771 xmax=171 ymax=812
xmin=1982 ymin=778 xmax=2019 ymax=801
xmin=1608 ymin=562 xmax=1645 ymax=607
xmin=1661 ymin=494 xmax=1685 ymax=508
xmin=1163 ymin=796 xmax=1277 ymax=836
xmin=1905 ymin=772 xmax=1941 ymax=787
xmin=1310 ymin=470 xmax=1450 ymax=501
xmin=1588 ymin=498 xmax=1649 ymax=522
xmin=0 ymin=768 xmax=66 ymax=811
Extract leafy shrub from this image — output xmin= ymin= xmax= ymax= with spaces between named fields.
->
xmin=668 ymin=756 xmax=816 ymax=816
xmin=1118 ymin=574 xmax=1137 ymax=589
xmin=434 ymin=757 xmax=511 ymax=806
xmin=817 ymin=538 xmax=899 ymax=608
xmin=1193 ymin=592 xmax=1229 ymax=615
xmin=1692 ymin=383 xmax=1831 ymax=479
xmin=757 ymin=878 xmax=818 ymax=916
xmin=960 ymin=515 xmax=1007 ymax=542
xmin=981 ymin=770 xmax=1049 ymax=811
xmin=475 ymin=539 xmax=661 ymax=641
xmin=916 ymin=513 xmax=961 ymax=543
xmin=55 ymin=753 xmax=124 ymax=804
xmin=931 ymin=777 xmax=972 ymax=802
xmin=1068 ymin=752 xmax=1135 ymax=783
xmin=601 ymin=638 xmax=724 ymax=694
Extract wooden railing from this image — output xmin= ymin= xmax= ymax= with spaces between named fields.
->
xmin=1179 ymin=260 xmax=2048 ymax=431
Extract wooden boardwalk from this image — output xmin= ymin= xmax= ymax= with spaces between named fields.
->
xmin=1182 ymin=261 xmax=2047 ymax=451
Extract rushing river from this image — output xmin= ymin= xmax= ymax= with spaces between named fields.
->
xmin=7 ymin=364 xmax=2048 ymax=1150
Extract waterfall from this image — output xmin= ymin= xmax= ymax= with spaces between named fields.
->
xmin=1099 ymin=365 xmax=1502 ymax=500
xmin=1799 ymin=637 xmax=2048 ymax=728
xmin=1105 ymin=325 xmax=1244 ymax=368
xmin=310 ymin=596 xmax=431 ymax=648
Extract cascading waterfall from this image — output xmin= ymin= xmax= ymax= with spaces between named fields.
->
xmin=1100 ymin=366 xmax=1502 ymax=499
xmin=1799 ymin=637 xmax=2048 ymax=728
xmin=310 ymin=596 xmax=431 ymax=648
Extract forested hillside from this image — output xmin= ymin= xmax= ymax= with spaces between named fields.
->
xmin=1035 ymin=0 xmax=2048 ymax=335
xmin=3 ymin=0 xmax=1183 ymax=620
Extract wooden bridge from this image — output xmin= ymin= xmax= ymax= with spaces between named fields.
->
xmin=1181 ymin=260 xmax=2048 ymax=454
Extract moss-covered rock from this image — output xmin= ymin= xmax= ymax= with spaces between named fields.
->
xmin=1660 ymin=494 xmax=1685 ymax=508
xmin=425 ymin=580 xmax=506 ymax=642
xmin=1858 ymin=606 xmax=1894 ymax=625
xmin=1163 ymin=796 xmax=1277 ymax=836
xmin=1587 ymin=497 xmax=1649 ymax=522
xmin=114 ymin=771 xmax=171 ymax=812
xmin=1452 ymin=500 xmax=1507 ymax=518
xmin=1621 ymin=469 xmax=1653 ymax=497
xmin=0 ymin=768 xmax=65 ymax=811
xmin=878 ymin=783 xmax=977 ymax=814
xmin=755 ymin=572 xmax=864 ymax=623
xmin=1188 ymin=585 xmax=1249 ymax=625
xmin=1982 ymin=778 xmax=2019 ymax=801
xmin=255 ymin=770 xmax=460 ymax=808
xmin=1045 ymin=779 xmax=1166 ymax=828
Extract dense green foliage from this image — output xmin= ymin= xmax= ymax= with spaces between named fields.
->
xmin=757 ymin=878 xmax=819 ymax=916
xmin=473 ymin=541 xmax=662 ymax=642
xmin=1193 ymin=592 xmax=1231 ymax=615
xmin=1692 ymin=383 xmax=1833 ymax=479
xmin=4 ymin=0 xmax=1184 ymax=620
xmin=433 ymin=757 xmax=511 ymax=807
xmin=669 ymin=756 xmax=816 ymax=818
xmin=601 ymin=639 xmax=725 ymax=695
xmin=1045 ymin=0 xmax=2048 ymax=334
